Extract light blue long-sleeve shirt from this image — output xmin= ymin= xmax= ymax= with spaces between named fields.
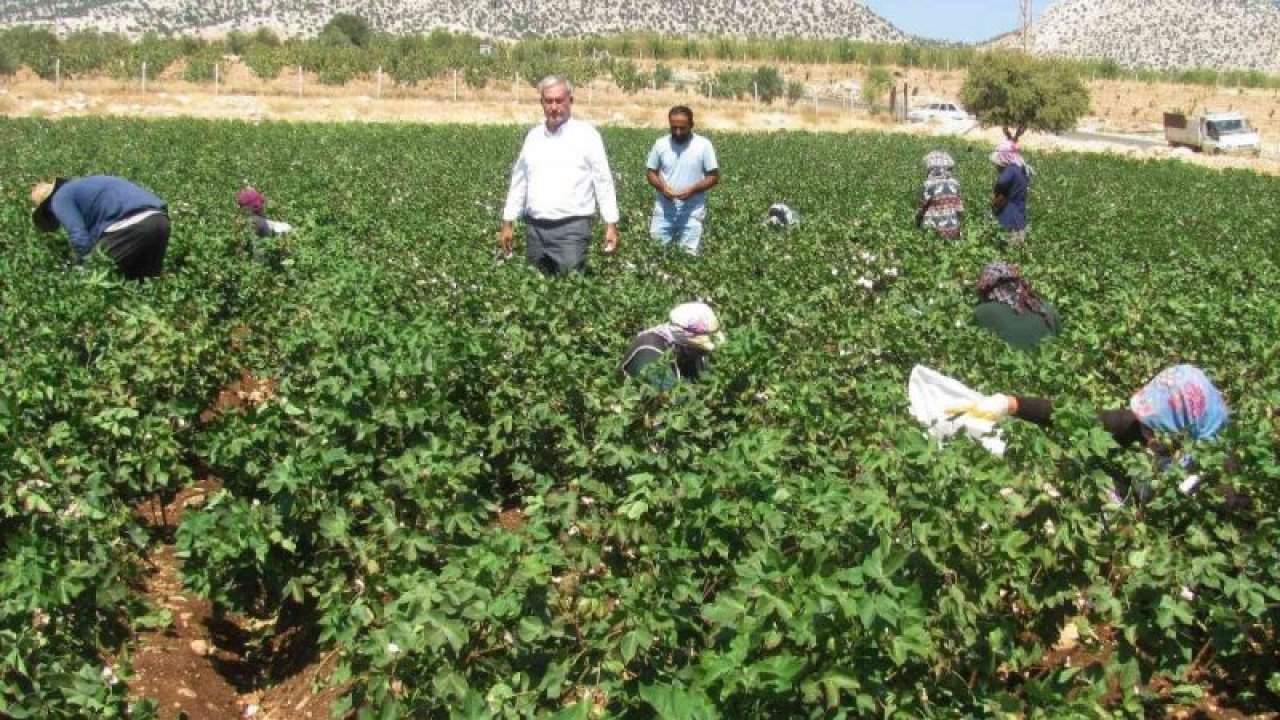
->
xmin=48 ymin=176 xmax=166 ymax=260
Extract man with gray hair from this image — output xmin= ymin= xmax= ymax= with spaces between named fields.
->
xmin=500 ymin=75 xmax=619 ymax=274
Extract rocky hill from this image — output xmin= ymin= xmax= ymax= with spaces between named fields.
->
xmin=0 ymin=0 xmax=909 ymax=41
xmin=1031 ymin=0 xmax=1280 ymax=73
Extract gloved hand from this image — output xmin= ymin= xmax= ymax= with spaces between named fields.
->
xmin=947 ymin=393 xmax=1013 ymax=422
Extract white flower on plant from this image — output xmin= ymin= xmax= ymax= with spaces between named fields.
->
xmin=386 ymin=642 xmax=401 ymax=656
xmin=1180 ymin=586 xmax=1196 ymax=602
xmin=567 ymin=524 xmax=580 ymax=537
xmin=102 ymin=665 xmax=120 ymax=686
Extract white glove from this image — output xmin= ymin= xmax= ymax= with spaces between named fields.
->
xmin=947 ymin=393 xmax=1013 ymax=422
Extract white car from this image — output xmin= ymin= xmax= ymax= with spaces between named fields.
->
xmin=908 ymin=102 xmax=970 ymax=123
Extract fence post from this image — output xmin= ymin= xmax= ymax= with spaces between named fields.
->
xmin=377 ymin=66 xmax=383 ymax=99
xmin=753 ymin=81 xmax=758 ymax=103
xmin=214 ymin=62 xmax=219 ymax=95
xmin=141 ymin=61 xmax=147 ymax=93
xmin=297 ymin=65 xmax=303 ymax=98
xmin=54 ymin=58 xmax=61 ymax=92
xmin=453 ymin=69 xmax=458 ymax=101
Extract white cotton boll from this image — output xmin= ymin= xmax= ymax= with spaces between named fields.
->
xmin=856 ymin=276 xmax=875 ymax=289
xmin=386 ymin=642 xmax=401 ymax=656
xmin=1180 ymin=586 xmax=1196 ymax=602
xmin=883 ymin=267 xmax=899 ymax=278
xmin=101 ymin=666 xmax=119 ymax=686
xmin=1042 ymin=483 xmax=1061 ymax=499
xmin=1178 ymin=474 xmax=1201 ymax=494
xmin=999 ymin=487 xmax=1015 ymax=497
xmin=1043 ymin=519 xmax=1056 ymax=536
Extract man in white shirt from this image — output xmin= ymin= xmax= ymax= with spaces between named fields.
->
xmin=500 ymin=75 xmax=619 ymax=274
xmin=645 ymin=106 xmax=720 ymax=255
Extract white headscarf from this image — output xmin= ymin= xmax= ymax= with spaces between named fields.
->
xmin=653 ymin=302 xmax=725 ymax=352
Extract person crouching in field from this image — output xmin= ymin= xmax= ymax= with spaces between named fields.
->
xmin=236 ymin=187 xmax=292 ymax=262
xmin=973 ymin=261 xmax=1061 ymax=351
xmin=951 ymin=364 xmax=1236 ymax=505
xmin=645 ymin=106 xmax=720 ymax=255
xmin=31 ymin=176 xmax=170 ymax=280
xmin=915 ymin=151 xmax=964 ymax=239
xmin=990 ymin=141 xmax=1032 ymax=245
xmin=620 ymin=302 xmax=725 ymax=390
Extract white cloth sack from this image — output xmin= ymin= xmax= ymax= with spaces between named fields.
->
xmin=907 ymin=364 xmax=1006 ymax=456
xmin=267 ymin=220 xmax=293 ymax=235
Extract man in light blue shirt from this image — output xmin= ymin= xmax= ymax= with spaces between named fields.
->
xmin=645 ymin=106 xmax=720 ymax=255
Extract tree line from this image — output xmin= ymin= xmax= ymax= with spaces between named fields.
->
xmin=1 ymin=14 xmax=1277 ymax=96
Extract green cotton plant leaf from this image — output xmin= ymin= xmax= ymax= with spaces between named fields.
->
xmin=424 ymin=612 xmax=468 ymax=653
xmin=620 ymin=627 xmax=652 ymax=664
xmin=638 ymin=682 xmax=721 ymax=720
xmin=700 ymin=594 xmax=748 ymax=628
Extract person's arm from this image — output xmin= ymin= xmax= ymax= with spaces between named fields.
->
xmin=50 ymin=190 xmax=93 ymax=261
xmin=1009 ymin=396 xmax=1146 ymax=446
xmin=673 ymin=170 xmax=720 ymax=201
xmin=587 ymin=130 xmax=619 ymax=251
xmin=499 ymin=143 xmax=530 ymax=252
xmin=991 ymin=168 xmax=1013 ymax=213
xmin=915 ymin=186 xmax=933 ymax=226
xmin=645 ymin=168 xmax=675 ymax=199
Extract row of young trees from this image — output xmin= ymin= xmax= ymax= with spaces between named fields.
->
xmin=1 ymin=16 xmax=1278 ymax=92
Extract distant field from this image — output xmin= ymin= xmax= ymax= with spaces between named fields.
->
xmin=3 ymin=117 xmax=1279 ymax=719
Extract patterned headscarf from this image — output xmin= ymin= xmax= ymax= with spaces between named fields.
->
xmin=923 ymin=150 xmax=955 ymax=178
xmin=989 ymin=140 xmax=1023 ymax=168
xmin=1129 ymin=365 xmax=1229 ymax=441
xmin=976 ymin=262 xmax=1049 ymax=317
xmin=650 ymin=302 xmax=725 ymax=353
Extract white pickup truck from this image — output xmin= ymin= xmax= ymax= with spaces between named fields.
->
xmin=1163 ymin=111 xmax=1262 ymax=156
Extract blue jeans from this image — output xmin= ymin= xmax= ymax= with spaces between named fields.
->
xmin=650 ymin=210 xmax=705 ymax=255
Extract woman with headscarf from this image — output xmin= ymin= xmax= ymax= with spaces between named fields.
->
xmin=915 ymin=150 xmax=964 ymax=240
xmin=950 ymin=364 xmax=1232 ymax=502
xmin=990 ymin=140 xmax=1032 ymax=244
xmin=973 ymin=261 xmax=1060 ymax=350
xmin=620 ymin=302 xmax=725 ymax=390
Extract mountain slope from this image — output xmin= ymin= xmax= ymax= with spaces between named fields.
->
xmin=1032 ymin=0 xmax=1280 ymax=72
xmin=0 ymin=0 xmax=909 ymax=41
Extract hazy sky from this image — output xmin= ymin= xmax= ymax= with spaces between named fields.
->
xmin=861 ymin=0 xmax=1052 ymax=44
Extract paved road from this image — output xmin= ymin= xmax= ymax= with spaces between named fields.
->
xmin=1062 ymin=131 xmax=1164 ymax=149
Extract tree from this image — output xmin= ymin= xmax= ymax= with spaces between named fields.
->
xmin=753 ymin=65 xmax=785 ymax=104
xmin=786 ymin=81 xmax=805 ymax=106
xmin=321 ymin=13 xmax=373 ymax=48
xmin=962 ymin=51 xmax=1090 ymax=138
xmin=861 ymin=67 xmax=892 ymax=112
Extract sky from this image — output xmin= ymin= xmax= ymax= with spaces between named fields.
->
xmin=861 ymin=0 xmax=1053 ymax=44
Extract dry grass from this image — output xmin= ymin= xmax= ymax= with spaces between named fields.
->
xmin=1 ymin=59 xmax=1276 ymax=175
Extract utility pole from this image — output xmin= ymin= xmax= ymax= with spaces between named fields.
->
xmin=1020 ymin=0 xmax=1034 ymax=53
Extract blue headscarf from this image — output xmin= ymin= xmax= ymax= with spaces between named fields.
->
xmin=1129 ymin=365 xmax=1229 ymax=441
